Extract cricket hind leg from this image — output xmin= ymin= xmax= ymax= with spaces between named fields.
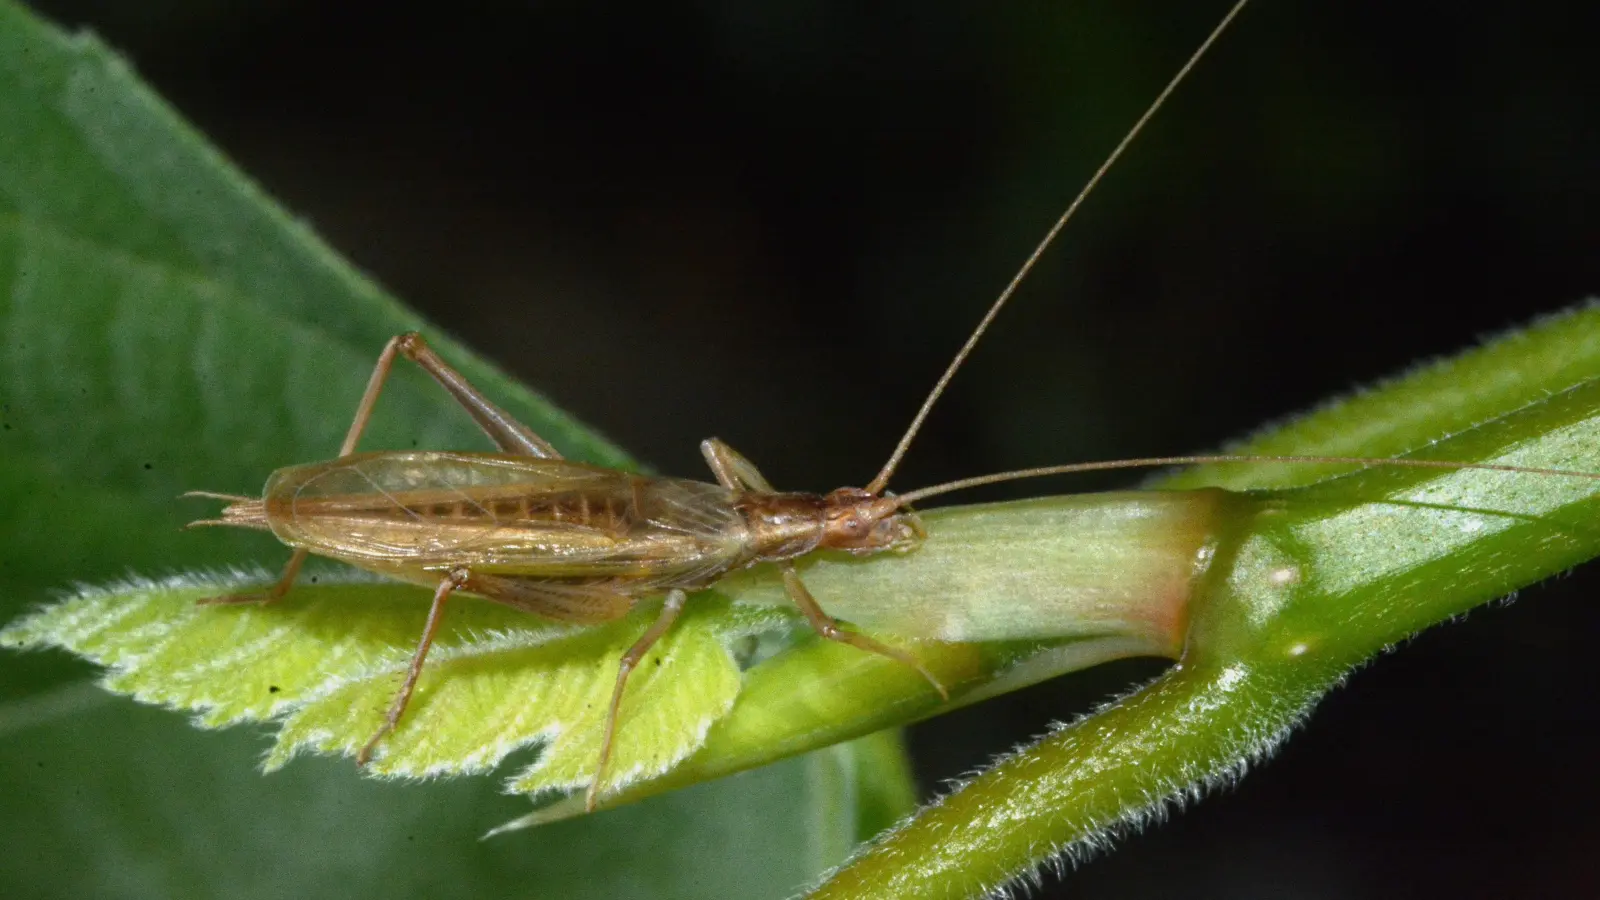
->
xmin=357 ymin=567 xmax=470 ymax=766
xmin=197 ymin=547 xmax=309 ymax=606
xmin=780 ymin=565 xmax=948 ymax=701
xmin=195 ymin=332 xmax=560 ymax=607
xmin=343 ymin=333 xmax=563 ymax=460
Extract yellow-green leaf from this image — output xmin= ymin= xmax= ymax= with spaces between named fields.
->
xmin=1 ymin=571 xmax=791 ymax=799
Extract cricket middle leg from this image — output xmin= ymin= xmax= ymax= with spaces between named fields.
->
xmin=588 ymin=588 xmax=689 ymax=812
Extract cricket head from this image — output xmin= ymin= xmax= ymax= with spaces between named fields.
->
xmin=818 ymin=488 xmax=926 ymax=555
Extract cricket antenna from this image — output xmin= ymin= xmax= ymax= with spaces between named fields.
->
xmin=886 ymin=454 xmax=1600 ymax=508
xmin=865 ymin=0 xmax=1253 ymax=497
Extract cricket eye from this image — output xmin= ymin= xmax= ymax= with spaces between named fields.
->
xmin=827 ymin=511 xmax=876 ymax=545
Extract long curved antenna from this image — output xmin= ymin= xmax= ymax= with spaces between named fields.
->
xmin=888 ymin=454 xmax=1600 ymax=508
xmin=866 ymin=0 xmax=1254 ymax=496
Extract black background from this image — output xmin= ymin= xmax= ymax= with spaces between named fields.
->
xmin=22 ymin=1 xmax=1600 ymax=896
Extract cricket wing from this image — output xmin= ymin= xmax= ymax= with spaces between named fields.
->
xmin=260 ymin=451 xmax=750 ymax=581
xmin=462 ymin=573 xmax=637 ymax=624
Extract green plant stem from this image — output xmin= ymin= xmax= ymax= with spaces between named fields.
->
xmin=805 ymin=660 xmax=1341 ymax=899
xmin=804 ymin=350 xmax=1600 ymax=896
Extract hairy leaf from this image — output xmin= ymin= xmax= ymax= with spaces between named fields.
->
xmin=1 ymin=572 xmax=794 ymax=798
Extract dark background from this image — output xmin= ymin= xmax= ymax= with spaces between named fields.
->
xmin=22 ymin=0 xmax=1600 ymax=896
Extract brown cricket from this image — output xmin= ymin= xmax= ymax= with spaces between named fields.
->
xmin=185 ymin=0 xmax=1595 ymax=812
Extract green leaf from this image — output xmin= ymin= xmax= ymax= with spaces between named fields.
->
xmin=0 ymin=2 xmax=907 ymax=897
xmin=1 ymin=573 xmax=793 ymax=797
xmin=0 ymin=690 xmax=860 ymax=900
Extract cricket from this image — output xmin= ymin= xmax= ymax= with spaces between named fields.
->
xmin=184 ymin=0 xmax=1599 ymax=814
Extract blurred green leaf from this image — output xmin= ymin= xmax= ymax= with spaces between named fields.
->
xmin=0 ymin=2 xmax=905 ymax=897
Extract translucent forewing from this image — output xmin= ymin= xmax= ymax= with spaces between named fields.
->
xmin=260 ymin=451 xmax=751 ymax=583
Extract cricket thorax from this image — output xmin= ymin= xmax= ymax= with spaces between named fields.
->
xmin=737 ymin=488 xmax=925 ymax=562
xmin=736 ymin=491 xmax=828 ymax=561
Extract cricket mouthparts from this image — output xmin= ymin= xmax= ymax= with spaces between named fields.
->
xmin=181 ymin=491 xmax=270 ymax=531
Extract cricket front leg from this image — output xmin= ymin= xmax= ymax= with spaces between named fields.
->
xmin=780 ymin=565 xmax=948 ymax=701
xmin=700 ymin=438 xmax=776 ymax=492
xmin=588 ymin=588 xmax=689 ymax=812
xmin=357 ymin=567 xmax=469 ymax=766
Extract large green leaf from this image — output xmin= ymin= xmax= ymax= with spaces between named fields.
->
xmin=0 ymin=4 xmax=903 ymax=897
